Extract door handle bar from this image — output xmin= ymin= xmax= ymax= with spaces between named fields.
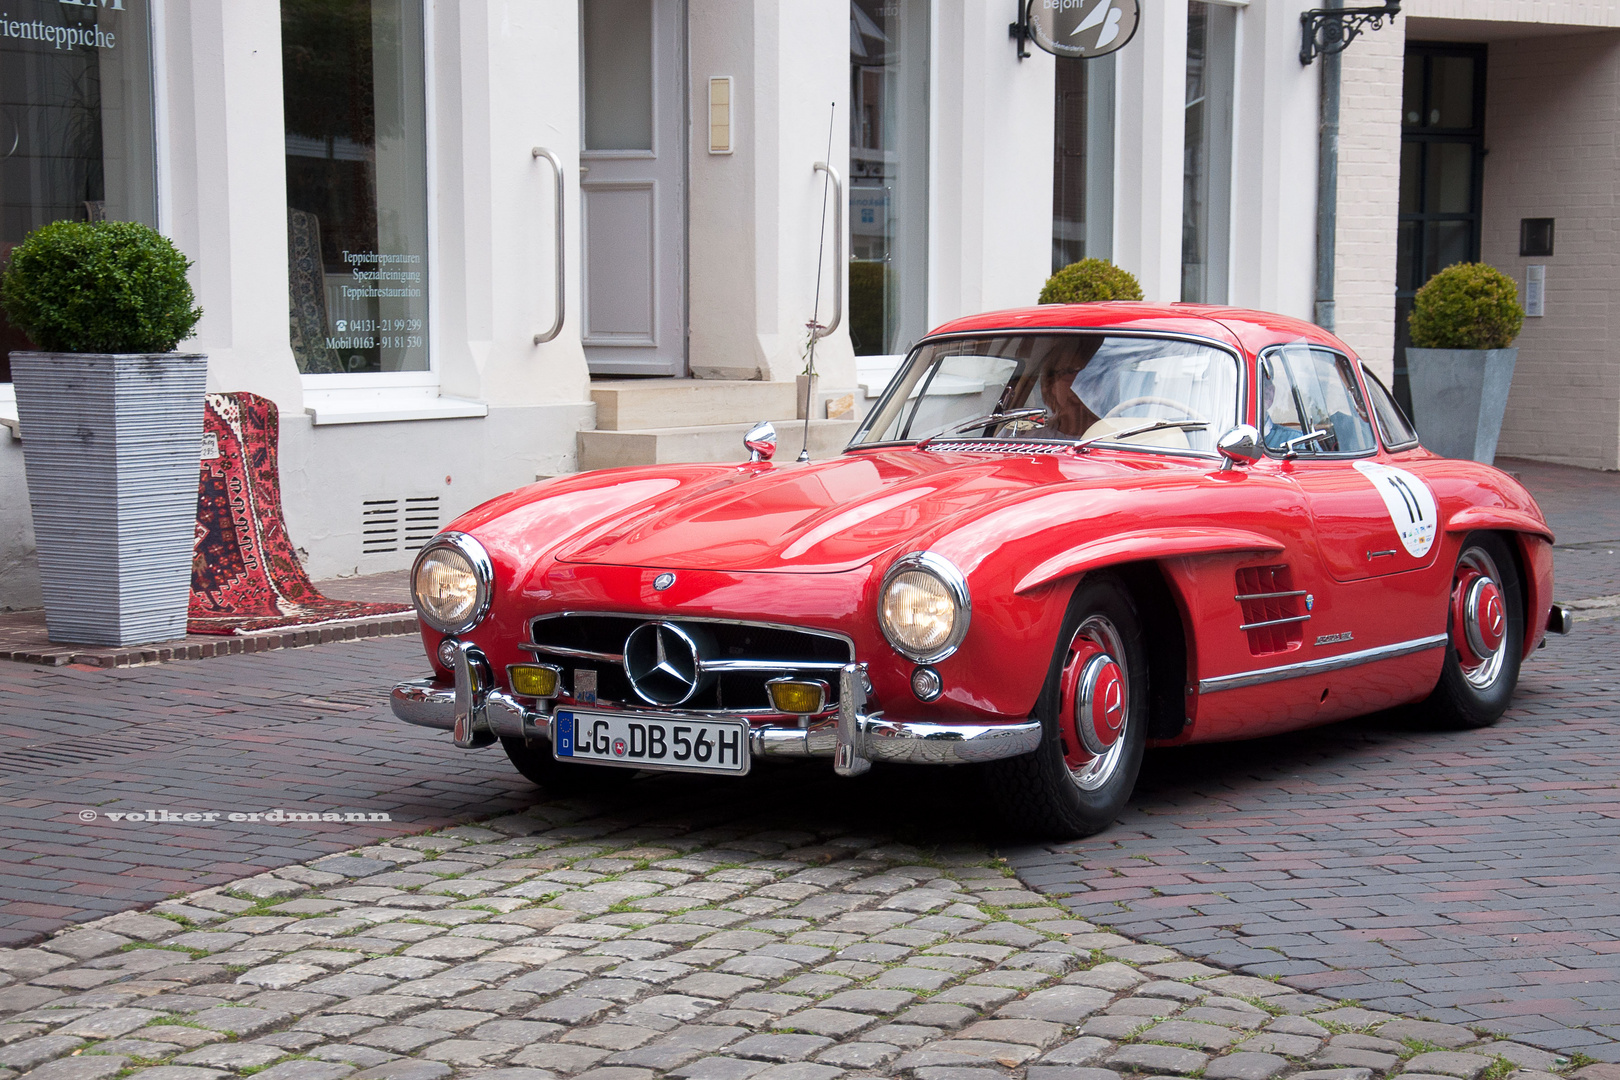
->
xmin=532 ymin=146 xmax=565 ymax=345
xmin=811 ymin=161 xmax=843 ymax=341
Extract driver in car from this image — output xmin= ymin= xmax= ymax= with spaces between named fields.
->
xmin=1033 ymin=339 xmax=1105 ymax=438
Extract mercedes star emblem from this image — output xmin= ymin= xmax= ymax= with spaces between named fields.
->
xmin=623 ymin=620 xmax=706 ymax=705
xmin=653 ymin=572 xmax=676 ymax=591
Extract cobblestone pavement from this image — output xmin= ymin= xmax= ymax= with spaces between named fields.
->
xmin=5 ymin=813 xmax=1616 ymax=1080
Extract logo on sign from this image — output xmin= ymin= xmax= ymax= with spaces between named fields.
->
xmin=1025 ymin=0 xmax=1141 ymax=59
xmin=1353 ymin=462 xmax=1438 ymax=559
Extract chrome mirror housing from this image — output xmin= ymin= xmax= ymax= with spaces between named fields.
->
xmin=1216 ymin=424 xmax=1263 ymax=471
xmin=744 ymin=420 xmax=777 ymax=462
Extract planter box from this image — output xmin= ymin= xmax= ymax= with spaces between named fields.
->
xmin=11 ymin=352 xmax=207 ymax=646
xmin=1405 ymin=347 xmax=1518 ymax=464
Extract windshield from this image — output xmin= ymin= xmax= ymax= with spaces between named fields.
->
xmin=850 ymin=333 xmax=1241 ymax=454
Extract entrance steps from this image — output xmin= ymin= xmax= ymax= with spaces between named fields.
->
xmin=579 ymin=379 xmax=860 ymax=470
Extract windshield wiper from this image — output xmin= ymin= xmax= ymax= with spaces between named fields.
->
xmin=1072 ymin=418 xmax=1208 ymax=452
xmin=916 ymin=407 xmax=1049 ymax=450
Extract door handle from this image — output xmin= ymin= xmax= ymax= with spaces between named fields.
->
xmin=532 ymin=146 xmax=565 ymax=345
xmin=811 ymin=161 xmax=843 ymax=341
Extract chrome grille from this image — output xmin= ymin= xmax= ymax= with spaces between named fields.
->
xmin=523 ymin=613 xmax=853 ymax=713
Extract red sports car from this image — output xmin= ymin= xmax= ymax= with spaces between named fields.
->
xmin=392 ymin=304 xmax=1570 ymax=838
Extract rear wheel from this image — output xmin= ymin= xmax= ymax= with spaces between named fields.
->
xmin=988 ymin=574 xmax=1148 ymax=839
xmin=1420 ymin=533 xmax=1523 ymax=729
xmin=501 ymin=737 xmax=638 ymax=796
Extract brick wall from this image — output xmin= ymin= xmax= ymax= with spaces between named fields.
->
xmin=1334 ymin=20 xmax=1407 ymax=383
xmin=1482 ymin=32 xmax=1620 ymax=471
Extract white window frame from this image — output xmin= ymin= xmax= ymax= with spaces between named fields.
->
xmin=295 ymin=1 xmax=484 ymax=426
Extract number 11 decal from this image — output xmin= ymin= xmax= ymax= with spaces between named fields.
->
xmin=1354 ymin=462 xmax=1438 ymax=558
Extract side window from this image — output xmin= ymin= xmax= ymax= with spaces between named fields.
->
xmin=1259 ymin=355 xmax=1306 ymax=452
xmin=1362 ymin=365 xmax=1420 ymax=449
xmin=1264 ymin=346 xmax=1377 ymax=456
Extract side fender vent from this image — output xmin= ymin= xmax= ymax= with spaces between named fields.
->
xmin=1235 ymin=565 xmax=1308 ymax=656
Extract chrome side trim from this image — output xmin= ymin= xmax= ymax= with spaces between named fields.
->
xmin=1198 ymin=633 xmax=1448 ymax=694
xmin=1238 ymin=613 xmax=1311 ymax=631
xmin=1234 ymin=589 xmax=1307 ymax=601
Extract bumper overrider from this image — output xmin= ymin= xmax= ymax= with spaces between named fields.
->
xmin=389 ymin=643 xmax=1041 ymax=776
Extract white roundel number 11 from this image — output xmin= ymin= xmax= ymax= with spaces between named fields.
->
xmin=1354 ymin=462 xmax=1438 ymax=558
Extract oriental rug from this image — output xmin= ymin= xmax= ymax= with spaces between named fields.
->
xmin=188 ymin=392 xmax=410 ymax=634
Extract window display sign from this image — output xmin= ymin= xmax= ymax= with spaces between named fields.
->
xmin=0 ymin=0 xmax=156 ymax=382
xmin=282 ymin=0 xmax=429 ymax=376
xmin=1025 ymin=0 xmax=1140 ymax=59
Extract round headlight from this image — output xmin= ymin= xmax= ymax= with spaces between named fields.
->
xmin=879 ymin=552 xmax=971 ymax=662
xmin=412 ymin=533 xmax=493 ymax=634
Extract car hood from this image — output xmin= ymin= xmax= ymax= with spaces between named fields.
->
xmin=552 ymin=449 xmax=1182 ymax=574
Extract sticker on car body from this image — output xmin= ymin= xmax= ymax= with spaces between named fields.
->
xmin=1353 ymin=461 xmax=1437 ymax=558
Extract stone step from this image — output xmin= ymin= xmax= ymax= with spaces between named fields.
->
xmin=578 ymin=419 xmax=860 ymax=471
xmin=591 ymin=378 xmax=800 ymax=431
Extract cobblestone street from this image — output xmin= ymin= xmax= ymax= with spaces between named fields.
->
xmin=2 ymin=814 xmax=1610 ymax=1080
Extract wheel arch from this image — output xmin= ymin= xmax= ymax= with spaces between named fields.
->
xmin=1089 ymin=560 xmax=1192 ymax=741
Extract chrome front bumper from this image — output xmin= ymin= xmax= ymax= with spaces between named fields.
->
xmin=390 ymin=645 xmax=1041 ymax=773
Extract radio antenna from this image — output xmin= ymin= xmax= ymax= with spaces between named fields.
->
xmin=799 ymin=102 xmax=837 ymax=463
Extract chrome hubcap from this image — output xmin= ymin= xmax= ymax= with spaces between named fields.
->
xmin=1057 ymin=614 xmax=1130 ymax=791
xmin=1451 ymin=548 xmax=1508 ymax=690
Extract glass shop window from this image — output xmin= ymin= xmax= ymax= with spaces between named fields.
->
xmin=282 ymin=0 xmax=429 ymax=375
xmin=1052 ymin=53 xmax=1115 ymax=274
xmin=849 ymin=0 xmax=929 ymax=358
xmin=1182 ymin=0 xmax=1235 ymax=304
xmin=0 ymin=0 xmax=157 ymax=383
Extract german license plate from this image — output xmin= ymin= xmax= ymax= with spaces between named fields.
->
xmin=552 ymin=709 xmax=750 ymax=775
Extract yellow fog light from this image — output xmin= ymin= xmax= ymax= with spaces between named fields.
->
xmin=507 ymin=664 xmax=560 ymax=698
xmin=767 ymin=678 xmax=829 ymax=715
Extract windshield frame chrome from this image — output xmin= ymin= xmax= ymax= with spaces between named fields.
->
xmin=846 ymin=327 xmax=1248 ymax=460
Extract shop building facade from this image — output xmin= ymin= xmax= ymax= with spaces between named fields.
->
xmin=1 ymin=0 xmax=1616 ymax=612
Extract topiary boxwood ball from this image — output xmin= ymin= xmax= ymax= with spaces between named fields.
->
xmin=1407 ymin=262 xmax=1524 ymax=351
xmin=1039 ymin=258 xmax=1144 ymax=305
xmin=0 ymin=220 xmax=203 ymax=354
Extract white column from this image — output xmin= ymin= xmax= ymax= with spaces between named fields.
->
xmin=1228 ymin=0 xmax=1320 ymax=320
xmin=1113 ymin=1 xmax=1187 ymax=301
xmin=929 ymin=1 xmax=1057 ymax=324
xmin=159 ymin=0 xmax=303 ymax=413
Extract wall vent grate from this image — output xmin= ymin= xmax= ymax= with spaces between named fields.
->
xmin=362 ymin=496 xmax=440 ymax=555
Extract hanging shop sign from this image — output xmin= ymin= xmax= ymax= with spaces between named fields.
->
xmin=1024 ymin=0 xmax=1140 ymax=59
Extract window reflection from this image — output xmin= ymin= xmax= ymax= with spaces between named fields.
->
xmin=282 ymin=0 xmax=429 ymax=375
xmin=0 ymin=0 xmax=155 ymax=382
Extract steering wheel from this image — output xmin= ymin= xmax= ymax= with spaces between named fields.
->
xmin=1102 ymin=396 xmax=1208 ymax=424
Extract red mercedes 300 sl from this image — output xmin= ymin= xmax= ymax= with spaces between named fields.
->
xmin=392 ymin=304 xmax=1570 ymax=838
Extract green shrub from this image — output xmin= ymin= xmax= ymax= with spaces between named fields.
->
xmin=1407 ymin=262 xmax=1523 ymax=350
xmin=1039 ymin=258 xmax=1144 ymax=304
xmin=0 ymin=220 xmax=202 ymax=353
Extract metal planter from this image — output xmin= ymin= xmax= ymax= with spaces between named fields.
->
xmin=10 ymin=351 xmax=207 ymax=646
xmin=1405 ymin=346 xmax=1518 ymax=464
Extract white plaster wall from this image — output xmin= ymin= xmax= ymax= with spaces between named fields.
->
xmin=928 ymin=2 xmax=1056 ymax=321
xmin=1228 ymin=0 xmax=1321 ymax=321
xmin=1478 ymin=30 xmax=1620 ymax=471
xmin=1333 ymin=18 xmax=1405 ymax=379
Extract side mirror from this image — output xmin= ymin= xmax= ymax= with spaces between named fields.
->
xmin=744 ymin=420 xmax=777 ymax=462
xmin=1216 ymin=424 xmax=1263 ymax=471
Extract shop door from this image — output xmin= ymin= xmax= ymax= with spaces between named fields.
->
xmin=580 ymin=0 xmax=687 ymax=376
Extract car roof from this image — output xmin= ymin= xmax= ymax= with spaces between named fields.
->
xmin=927 ymin=303 xmax=1355 ymax=359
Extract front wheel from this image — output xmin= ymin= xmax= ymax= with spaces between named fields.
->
xmin=501 ymin=737 xmax=638 ymax=796
xmin=987 ymin=573 xmax=1149 ymax=839
xmin=1419 ymin=533 xmax=1524 ymax=729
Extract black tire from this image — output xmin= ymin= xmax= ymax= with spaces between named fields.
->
xmin=987 ymin=573 xmax=1149 ymax=839
xmin=1418 ymin=532 xmax=1524 ymax=730
xmin=500 ymin=737 xmax=639 ymax=796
